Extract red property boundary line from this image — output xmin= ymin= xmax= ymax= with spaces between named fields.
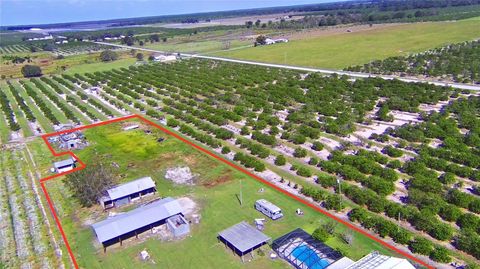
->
xmin=38 ymin=114 xmax=433 ymax=269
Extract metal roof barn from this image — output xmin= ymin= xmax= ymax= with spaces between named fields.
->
xmin=92 ymin=197 xmax=183 ymax=247
xmin=53 ymin=158 xmax=75 ymax=169
xmin=218 ymin=221 xmax=271 ymax=262
xmin=106 ymin=176 xmax=156 ymax=200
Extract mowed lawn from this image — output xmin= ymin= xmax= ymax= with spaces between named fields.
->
xmin=213 ymin=19 xmax=480 ymax=69
xmin=42 ymin=120 xmax=398 ymax=269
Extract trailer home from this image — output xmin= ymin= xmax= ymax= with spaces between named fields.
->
xmin=255 ymin=199 xmax=283 ymax=220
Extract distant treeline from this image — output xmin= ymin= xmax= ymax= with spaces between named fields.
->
xmin=3 ymin=0 xmax=480 ymax=31
xmin=258 ymin=2 xmax=480 ymax=30
xmin=57 ymin=25 xmax=240 ymax=41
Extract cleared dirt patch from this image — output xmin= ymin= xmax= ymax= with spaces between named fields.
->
xmin=202 ymin=170 xmax=233 ymax=188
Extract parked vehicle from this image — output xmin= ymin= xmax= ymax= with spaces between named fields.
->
xmin=255 ymin=199 xmax=283 ymax=220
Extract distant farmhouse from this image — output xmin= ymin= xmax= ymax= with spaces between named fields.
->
xmin=92 ymin=197 xmax=188 ymax=251
xmin=52 ymin=158 xmax=77 ymax=173
xmin=99 ymin=176 xmax=156 ymax=209
xmin=153 ymin=54 xmax=177 ymax=63
xmin=264 ymin=38 xmax=289 ymax=45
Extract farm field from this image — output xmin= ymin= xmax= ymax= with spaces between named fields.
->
xmin=0 ymin=59 xmax=479 ymax=268
xmin=0 ymin=143 xmax=68 ymax=268
xmin=126 ymin=27 xmax=286 ymax=54
xmin=213 ymin=18 xmax=480 ymax=69
xmin=41 ymin=119 xmax=398 ymax=268
xmin=1 ymin=50 xmax=134 ymax=78
xmin=143 ymin=39 xmax=251 ymax=54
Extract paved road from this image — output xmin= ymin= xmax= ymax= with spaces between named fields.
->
xmin=94 ymin=41 xmax=480 ymax=91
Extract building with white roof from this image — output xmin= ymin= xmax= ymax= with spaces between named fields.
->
xmin=327 ymin=251 xmax=416 ymax=269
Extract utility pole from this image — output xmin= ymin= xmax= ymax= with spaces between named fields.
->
xmin=337 ymin=177 xmax=342 ymax=209
xmin=240 ymin=179 xmax=243 ymax=206
xmin=337 ymin=177 xmax=341 ymax=195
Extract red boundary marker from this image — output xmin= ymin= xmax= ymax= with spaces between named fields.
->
xmin=39 ymin=114 xmax=433 ymax=269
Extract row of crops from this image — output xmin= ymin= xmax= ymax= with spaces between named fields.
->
xmin=346 ymin=40 xmax=480 ymax=84
xmin=74 ymin=61 xmax=479 ymax=265
xmin=0 ymin=75 xmax=121 ymax=142
xmin=0 ymin=44 xmax=31 ymax=54
xmin=0 ymin=41 xmax=125 ymax=56
xmin=0 ymin=146 xmax=66 ymax=268
xmin=0 ymin=59 xmax=478 ymax=267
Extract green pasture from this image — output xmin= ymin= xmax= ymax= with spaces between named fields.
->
xmin=213 ymin=19 xmax=480 ymax=69
xmin=42 ymin=119 xmax=397 ymax=269
xmin=64 ymin=57 xmax=137 ymax=75
xmin=143 ymin=39 xmax=251 ymax=54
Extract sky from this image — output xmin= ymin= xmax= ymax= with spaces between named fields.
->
xmin=0 ymin=0 xmax=338 ymax=26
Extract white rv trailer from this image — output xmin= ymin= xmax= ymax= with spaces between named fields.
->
xmin=255 ymin=199 xmax=283 ymax=220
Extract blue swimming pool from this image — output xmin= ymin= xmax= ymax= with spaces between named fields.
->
xmin=291 ymin=245 xmax=330 ymax=269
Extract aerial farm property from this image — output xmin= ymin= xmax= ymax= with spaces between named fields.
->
xmin=0 ymin=56 xmax=479 ymax=269
xmin=1 ymin=2 xmax=479 ymax=268
xmin=35 ymin=116 xmax=422 ymax=269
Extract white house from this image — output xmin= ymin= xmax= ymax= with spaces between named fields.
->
xmin=153 ymin=54 xmax=177 ymax=62
xmin=262 ymin=38 xmax=289 ymax=46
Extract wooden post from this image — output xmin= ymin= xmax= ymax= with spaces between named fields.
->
xmin=103 ymin=246 xmax=106 ymax=253
xmin=135 ymin=230 xmax=138 ymax=239
xmin=120 ymin=237 xmax=122 ymax=246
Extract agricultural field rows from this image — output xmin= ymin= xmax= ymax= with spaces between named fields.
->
xmin=0 ymin=42 xmax=125 ymax=56
xmin=0 ymin=75 xmax=119 ymax=142
xmin=0 ymin=44 xmax=31 ymax=54
xmin=346 ymin=40 xmax=480 ymax=84
xmin=0 ymin=59 xmax=479 ymax=267
xmin=0 ymin=145 xmax=65 ymax=268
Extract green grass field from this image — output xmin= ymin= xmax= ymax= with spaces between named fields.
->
xmin=213 ymin=19 xmax=480 ymax=69
xmin=143 ymin=39 xmax=251 ymax=54
xmin=64 ymin=57 xmax=137 ymax=74
xmin=41 ymin=119 xmax=398 ymax=269
xmin=0 ymin=51 xmax=137 ymax=78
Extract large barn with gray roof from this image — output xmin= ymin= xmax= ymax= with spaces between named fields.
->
xmin=92 ymin=197 xmax=183 ymax=250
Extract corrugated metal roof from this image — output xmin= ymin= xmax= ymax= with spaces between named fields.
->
xmin=256 ymin=199 xmax=281 ymax=212
xmin=218 ymin=221 xmax=271 ymax=253
xmin=326 ymin=257 xmax=355 ymax=269
xmin=92 ymin=197 xmax=182 ymax=243
xmin=107 ymin=177 xmax=156 ymax=200
xmin=345 ymin=252 xmax=416 ymax=269
xmin=53 ymin=158 xmax=75 ymax=169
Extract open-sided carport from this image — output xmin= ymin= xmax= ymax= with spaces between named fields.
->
xmin=218 ymin=221 xmax=271 ymax=262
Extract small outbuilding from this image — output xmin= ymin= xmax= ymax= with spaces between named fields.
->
xmin=166 ymin=214 xmax=190 ymax=238
xmin=53 ymin=158 xmax=77 ymax=173
xmin=99 ymin=176 xmax=156 ymax=209
xmin=218 ymin=221 xmax=271 ymax=262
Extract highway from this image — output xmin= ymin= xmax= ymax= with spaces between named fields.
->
xmin=94 ymin=41 xmax=480 ymax=91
